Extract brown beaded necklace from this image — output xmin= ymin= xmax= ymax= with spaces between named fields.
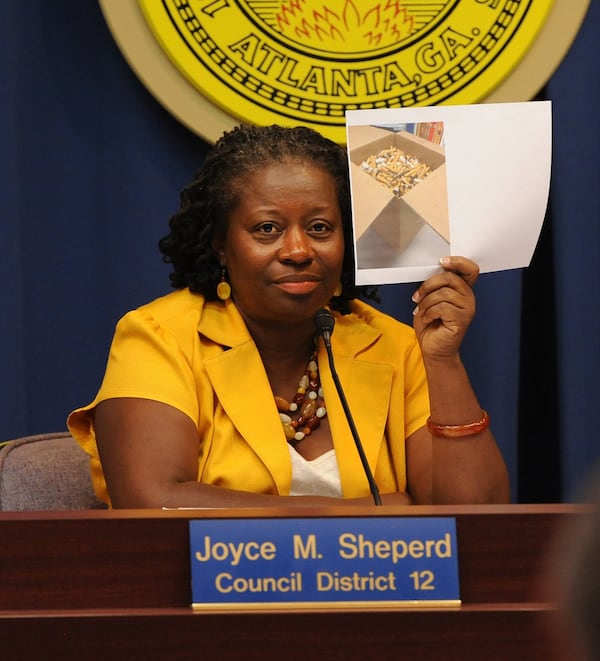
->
xmin=274 ymin=349 xmax=327 ymax=446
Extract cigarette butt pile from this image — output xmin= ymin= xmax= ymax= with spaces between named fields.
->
xmin=360 ymin=146 xmax=431 ymax=197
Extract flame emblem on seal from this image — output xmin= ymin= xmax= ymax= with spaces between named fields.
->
xmin=275 ymin=0 xmax=415 ymax=50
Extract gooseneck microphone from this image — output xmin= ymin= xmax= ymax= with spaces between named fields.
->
xmin=314 ymin=308 xmax=382 ymax=506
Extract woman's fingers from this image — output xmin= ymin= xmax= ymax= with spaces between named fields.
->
xmin=439 ymin=255 xmax=480 ymax=287
xmin=412 ymin=256 xmax=479 ymax=306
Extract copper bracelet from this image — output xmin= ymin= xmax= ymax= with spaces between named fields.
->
xmin=426 ymin=410 xmax=490 ymax=439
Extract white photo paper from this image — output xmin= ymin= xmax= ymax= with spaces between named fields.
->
xmin=346 ymin=101 xmax=552 ymax=285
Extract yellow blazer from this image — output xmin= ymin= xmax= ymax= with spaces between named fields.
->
xmin=68 ymin=289 xmax=429 ymax=505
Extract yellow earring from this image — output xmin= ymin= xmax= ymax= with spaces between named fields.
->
xmin=333 ymin=282 xmax=342 ymax=297
xmin=216 ymin=268 xmax=231 ymax=301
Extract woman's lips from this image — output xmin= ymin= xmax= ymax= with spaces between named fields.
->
xmin=274 ymin=274 xmax=321 ymax=295
xmin=276 ymin=280 xmax=320 ymax=295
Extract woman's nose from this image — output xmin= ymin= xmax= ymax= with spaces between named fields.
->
xmin=278 ymin=227 xmax=314 ymax=263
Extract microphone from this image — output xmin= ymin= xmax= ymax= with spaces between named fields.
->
xmin=314 ymin=308 xmax=382 ymax=506
xmin=313 ymin=307 xmax=335 ymax=345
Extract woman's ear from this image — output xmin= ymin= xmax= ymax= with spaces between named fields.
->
xmin=211 ymin=231 xmax=225 ymax=260
xmin=211 ymin=238 xmax=224 ymax=263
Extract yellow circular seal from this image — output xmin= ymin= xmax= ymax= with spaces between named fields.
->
xmin=100 ymin=0 xmax=590 ymax=143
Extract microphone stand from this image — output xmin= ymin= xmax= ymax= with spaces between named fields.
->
xmin=315 ymin=309 xmax=382 ymax=506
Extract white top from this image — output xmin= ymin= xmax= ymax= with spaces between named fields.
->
xmin=288 ymin=446 xmax=342 ymax=497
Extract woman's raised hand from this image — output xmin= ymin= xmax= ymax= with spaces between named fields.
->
xmin=411 ymin=256 xmax=479 ymax=360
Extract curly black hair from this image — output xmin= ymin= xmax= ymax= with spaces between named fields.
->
xmin=158 ymin=124 xmax=378 ymax=313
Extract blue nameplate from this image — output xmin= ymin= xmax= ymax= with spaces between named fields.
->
xmin=189 ymin=517 xmax=460 ymax=610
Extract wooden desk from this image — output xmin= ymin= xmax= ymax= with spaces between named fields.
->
xmin=0 ymin=505 xmax=585 ymax=660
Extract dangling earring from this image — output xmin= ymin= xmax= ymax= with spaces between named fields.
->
xmin=333 ymin=282 xmax=342 ymax=297
xmin=216 ymin=268 xmax=231 ymax=301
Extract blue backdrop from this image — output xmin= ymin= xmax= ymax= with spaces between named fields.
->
xmin=1 ymin=1 xmax=598 ymax=503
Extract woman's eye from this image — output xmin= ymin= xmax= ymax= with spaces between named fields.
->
xmin=257 ymin=222 xmax=278 ymax=234
xmin=310 ymin=221 xmax=330 ymax=234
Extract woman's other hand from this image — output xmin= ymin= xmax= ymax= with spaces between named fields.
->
xmin=411 ymin=256 xmax=479 ymax=359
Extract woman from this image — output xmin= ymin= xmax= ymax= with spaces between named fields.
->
xmin=67 ymin=124 xmax=509 ymax=508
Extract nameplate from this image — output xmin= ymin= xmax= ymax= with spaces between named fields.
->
xmin=189 ymin=516 xmax=460 ymax=611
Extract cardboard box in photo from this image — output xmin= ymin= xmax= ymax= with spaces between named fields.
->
xmin=348 ymin=125 xmax=449 ymax=252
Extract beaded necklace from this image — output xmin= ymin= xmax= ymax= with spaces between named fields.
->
xmin=274 ymin=349 xmax=327 ymax=446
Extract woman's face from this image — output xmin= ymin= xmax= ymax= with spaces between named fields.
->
xmin=220 ymin=160 xmax=345 ymax=329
